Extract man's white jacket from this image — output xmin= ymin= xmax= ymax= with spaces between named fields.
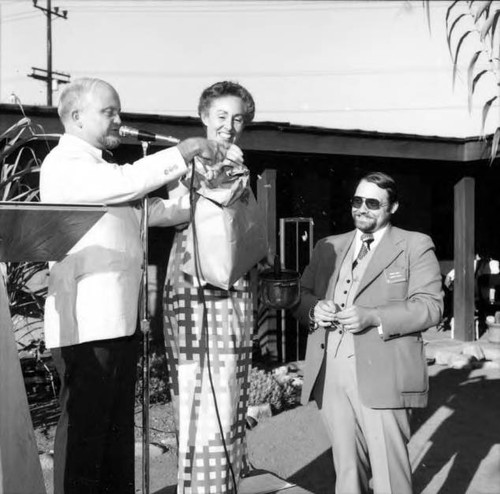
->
xmin=41 ymin=134 xmax=190 ymax=348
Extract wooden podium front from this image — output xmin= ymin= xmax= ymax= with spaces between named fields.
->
xmin=0 ymin=202 xmax=106 ymax=494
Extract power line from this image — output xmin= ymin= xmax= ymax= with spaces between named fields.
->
xmin=28 ymin=0 xmax=70 ymax=106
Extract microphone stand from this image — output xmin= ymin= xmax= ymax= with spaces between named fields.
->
xmin=140 ymin=140 xmax=151 ymax=494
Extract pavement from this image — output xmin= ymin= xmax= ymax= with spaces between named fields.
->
xmin=38 ymin=327 xmax=500 ymax=493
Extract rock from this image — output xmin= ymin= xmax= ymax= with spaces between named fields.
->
xmin=434 ymin=348 xmax=461 ymax=366
xmin=247 ymin=403 xmax=272 ymax=422
xmin=483 ymin=345 xmax=500 ymax=361
xmin=39 ymin=452 xmax=53 ymax=470
xmin=483 ymin=359 xmax=500 ymax=370
xmin=462 ymin=343 xmax=485 ymax=361
xmin=448 ymin=354 xmax=474 ymax=369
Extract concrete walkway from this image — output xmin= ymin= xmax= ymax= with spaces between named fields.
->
xmin=38 ymin=328 xmax=500 ymax=493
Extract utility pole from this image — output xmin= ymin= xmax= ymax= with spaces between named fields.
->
xmin=28 ymin=0 xmax=69 ymax=106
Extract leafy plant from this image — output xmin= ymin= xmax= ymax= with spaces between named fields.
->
xmin=136 ymin=347 xmax=171 ymax=405
xmin=248 ymin=367 xmax=300 ymax=413
xmin=0 ymin=109 xmax=54 ymax=351
xmin=440 ymin=0 xmax=500 ymax=161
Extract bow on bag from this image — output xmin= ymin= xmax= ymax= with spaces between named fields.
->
xmin=181 ymin=162 xmax=268 ymax=290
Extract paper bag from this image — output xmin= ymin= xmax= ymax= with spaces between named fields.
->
xmin=182 ymin=186 xmax=268 ymax=290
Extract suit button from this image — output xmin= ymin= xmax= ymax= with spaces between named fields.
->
xmin=320 ymin=343 xmax=325 ymax=349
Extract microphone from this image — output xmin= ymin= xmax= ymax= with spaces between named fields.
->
xmin=118 ymin=125 xmax=180 ymax=144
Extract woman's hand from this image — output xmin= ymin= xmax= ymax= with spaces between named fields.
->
xmin=223 ymin=144 xmax=244 ymax=168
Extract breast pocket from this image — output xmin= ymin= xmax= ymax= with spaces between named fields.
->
xmin=384 ymin=267 xmax=408 ymax=301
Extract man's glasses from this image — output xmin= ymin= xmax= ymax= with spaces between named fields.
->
xmin=351 ymin=196 xmax=388 ymax=210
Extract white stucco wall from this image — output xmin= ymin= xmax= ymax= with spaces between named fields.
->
xmin=0 ymin=0 xmax=497 ymax=137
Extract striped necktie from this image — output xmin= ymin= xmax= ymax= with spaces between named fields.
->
xmin=353 ymin=233 xmax=374 ymax=269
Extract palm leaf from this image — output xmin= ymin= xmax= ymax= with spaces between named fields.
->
xmin=446 ymin=0 xmax=462 ymax=29
xmin=490 ymin=127 xmax=500 ymax=163
xmin=447 ymin=13 xmax=470 ymax=56
xmin=452 ymin=30 xmax=474 ymax=86
xmin=474 ymin=0 xmax=493 ymax=21
xmin=481 ymin=95 xmax=498 ymax=135
xmin=471 ymin=68 xmax=489 ymax=94
xmin=0 ymin=117 xmax=31 ymax=141
xmin=422 ymin=0 xmax=431 ymax=33
xmin=480 ymin=8 xmax=500 ymax=42
xmin=467 ymin=51 xmax=485 ymax=111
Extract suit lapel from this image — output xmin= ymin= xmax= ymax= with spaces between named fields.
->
xmin=355 ymin=226 xmax=404 ymax=298
xmin=324 ymin=231 xmax=355 ymax=298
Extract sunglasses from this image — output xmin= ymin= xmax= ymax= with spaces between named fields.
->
xmin=351 ymin=196 xmax=388 ymax=210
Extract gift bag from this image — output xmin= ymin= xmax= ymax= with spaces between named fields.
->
xmin=182 ymin=169 xmax=268 ymax=289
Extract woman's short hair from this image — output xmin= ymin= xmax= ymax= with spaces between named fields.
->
xmin=198 ymin=81 xmax=255 ymax=123
xmin=58 ymin=78 xmax=113 ymax=123
xmin=360 ymin=171 xmax=399 ymax=205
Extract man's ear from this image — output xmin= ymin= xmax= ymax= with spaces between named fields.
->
xmin=71 ymin=109 xmax=83 ymax=128
xmin=390 ymin=201 xmax=399 ymax=214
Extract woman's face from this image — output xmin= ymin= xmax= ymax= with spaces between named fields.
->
xmin=201 ymin=95 xmax=246 ymax=143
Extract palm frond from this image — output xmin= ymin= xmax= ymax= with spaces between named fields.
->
xmin=447 ymin=13 xmax=471 ymax=56
xmin=467 ymin=51 xmax=485 ymax=111
xmin=446 ymin=0 xmax=463 ymax=29
xmin=422 ymin=0 xmax=431 ymax=33
xmin=453 ymin=30 xmax=474 ymax=86
xmin=479 ymin=8 xmax=500 ymax=42
xmin=472 ymin=68 xmax=489 ymax=92
xmin=474 ymin=0 xmax=493 ymax=21
xmin=489 ymin=126 xmax=500 ymax=163
xmin=481 ymin=94 xmax=498 ymax=135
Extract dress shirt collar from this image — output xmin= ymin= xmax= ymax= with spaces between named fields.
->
xmin=59 ymin=133 xmax=104 ymax=161
xmin=354 ymin=224 xmax=389 ymax=253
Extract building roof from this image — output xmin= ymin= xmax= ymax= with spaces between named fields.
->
xmin=0 ymin=103 xmax=492 ymax=163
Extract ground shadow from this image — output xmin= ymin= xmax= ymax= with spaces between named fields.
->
xmin=411 ymin=366 xmax=500 ymax=493
xmin=286 ymin=449 xmax=335 ymax=494
xmin=153 ymin=486 xmax=176 ymax=494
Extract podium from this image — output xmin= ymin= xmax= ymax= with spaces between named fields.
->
xmin=0 ymin=201 xmax=106 ymax=494
xmin=0 ymin=202 xmax=107 ymax=262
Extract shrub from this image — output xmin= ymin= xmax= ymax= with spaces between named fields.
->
xmin=1 ymin=113 xmax=51 ymax=356
xmin=248 ymin=366 xmax=300 ymax=413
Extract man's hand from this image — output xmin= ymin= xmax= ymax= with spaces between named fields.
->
xmin=177 ymin=138 xmax=244 ymax=169
xmin=313 ymin=300 xmax=340 ymax=328
xmin=335 ymin=306 xmax=381 ymax=333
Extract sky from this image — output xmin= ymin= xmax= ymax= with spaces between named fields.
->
xmin=0 ymin=0 xmax=498 ymax=138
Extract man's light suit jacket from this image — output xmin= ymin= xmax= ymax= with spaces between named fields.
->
xmin=41 ymin=134 xmax=191 ymax=348
xmin=295 ymin=225 xmax=443 ymax=409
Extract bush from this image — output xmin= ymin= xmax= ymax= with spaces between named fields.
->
xmin=136 ymin=347 xmax=171 ymax=405
xmin=248 ymin=366 xmax=300 ymax=413
xmin=1 ymin=114 xmax=51 ymax=358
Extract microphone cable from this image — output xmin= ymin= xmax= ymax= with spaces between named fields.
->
xmin=188 ymin=162 xmax=238 ymax=493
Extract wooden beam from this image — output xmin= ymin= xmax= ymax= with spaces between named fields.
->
xmin=453 ymin=177 xmax=475 ymax=341
xmin=257 ymin=169 xmax=277 ymax=259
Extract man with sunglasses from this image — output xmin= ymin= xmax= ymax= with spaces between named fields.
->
xmin=294 ymin=171 xmax=443 ymax=494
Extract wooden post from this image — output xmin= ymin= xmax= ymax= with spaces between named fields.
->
xmin=453 ymin=177 xmax=475 ymax=341
xmin=257 ymin=169 xmax=277 ymax=258
xmin=256 ymin=170 xmax=279 ymax=360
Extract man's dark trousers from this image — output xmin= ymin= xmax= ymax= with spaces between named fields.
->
xmin=51 ymin=333 xmax=139 ymax=494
